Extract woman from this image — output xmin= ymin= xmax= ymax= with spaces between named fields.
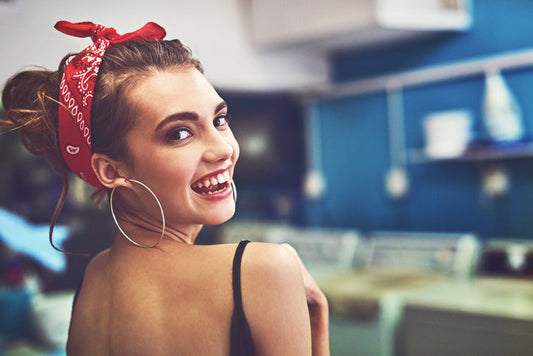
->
xmin=1 ymin=21 xmax=329 ymax=355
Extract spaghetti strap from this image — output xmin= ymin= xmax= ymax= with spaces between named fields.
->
xmin=230 ymin=240 xmax=255 ymax=356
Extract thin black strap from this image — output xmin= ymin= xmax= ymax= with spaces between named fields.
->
xmin=231 ymin=240 xmax=254 ymax=356
xmin=232 ymin=240 xmax=250 ymax=318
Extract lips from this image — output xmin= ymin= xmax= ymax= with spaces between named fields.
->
xmin=191 ymin=169 xmax=231 ymax=195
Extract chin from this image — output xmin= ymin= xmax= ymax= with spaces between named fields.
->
xmin=202 ymin=206 xmax=236 ymax=226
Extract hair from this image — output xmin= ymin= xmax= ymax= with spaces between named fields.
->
xmin=1 ymin=39 xmax=203 ymax=253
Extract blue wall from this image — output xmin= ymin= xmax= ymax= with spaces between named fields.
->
xmin=306 ymin=0 xmax=533 ymax=238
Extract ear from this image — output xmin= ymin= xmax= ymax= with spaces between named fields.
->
xmin=91 ymin=153 xmax=130 ymax=189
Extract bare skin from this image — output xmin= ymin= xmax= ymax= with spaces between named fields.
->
xmin=67 ymin=67 xmax=329 ymax=355
xmin=68 ymin=238 xmax=315 ymax=355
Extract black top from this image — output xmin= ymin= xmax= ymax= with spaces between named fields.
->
xmin=230 ymin=240 xmax=255 ymax=356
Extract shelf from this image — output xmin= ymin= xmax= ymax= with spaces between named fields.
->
xmin=407 ymin=142 xmax=533 ymax=164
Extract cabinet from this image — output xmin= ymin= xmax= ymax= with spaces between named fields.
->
xmin=303 ymin=46 xmax=533 ymax=199
xmin=249 ymin=0 xmax=471 ymax=51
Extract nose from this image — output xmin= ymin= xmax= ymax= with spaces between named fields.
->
xmin=202 ymin=129 xmax=234 ymax=163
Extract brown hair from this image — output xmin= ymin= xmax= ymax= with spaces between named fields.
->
xmin=1 ymin=39 xmax=203 ymax=252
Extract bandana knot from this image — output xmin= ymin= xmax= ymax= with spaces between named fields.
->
xmin=91 ymin=24 xmax=109 ymax=42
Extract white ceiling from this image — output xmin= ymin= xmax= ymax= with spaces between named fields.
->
xmin=0 ymin=0 xmax=330 ymax=93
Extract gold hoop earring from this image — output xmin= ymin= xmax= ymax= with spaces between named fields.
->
xmin=231 ymin=180 xmax=237 ymax=203
xmin=110 ymin=179 xmax=166 ymax=248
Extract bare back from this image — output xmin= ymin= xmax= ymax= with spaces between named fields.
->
xmin=68 ymin=242 xmax=238 ymax=355
xmin=67 ymin=240 xmax=312 ymax=356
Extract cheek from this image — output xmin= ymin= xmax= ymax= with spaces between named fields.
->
xmin=229 ymin=133 xmax=240 ymax=162
xmin=153 ymin=155 xmax=195 ymax=186
xmin=233 ymin=141 xmax=240 ymax=162
xmin=131 ymin=149 xmax=194 ymax=190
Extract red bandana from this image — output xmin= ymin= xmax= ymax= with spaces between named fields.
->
xmin=55 ymin=21 xmax=166 ymax=190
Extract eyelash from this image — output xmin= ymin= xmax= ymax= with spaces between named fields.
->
xmin=165 ymin=114 xmax=231 ymax=142
xmin=214 ymin=114 xmax=231 ymax=128
xmin=167 ymin=128 xmax=192 ymax=142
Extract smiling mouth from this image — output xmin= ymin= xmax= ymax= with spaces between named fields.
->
xmin=191 ymin=170 xmax=231 ymax=195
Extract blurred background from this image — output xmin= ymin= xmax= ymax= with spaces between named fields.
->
xmin=1 ymin=0 xmax=533 ymax=355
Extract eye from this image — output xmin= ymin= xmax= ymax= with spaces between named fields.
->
xmin=167 ymin=128 xmax=192 ymax=141
xmin=214 ymin=114 xmax=231 ymax=128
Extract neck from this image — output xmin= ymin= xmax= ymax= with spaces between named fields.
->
xmin=112 ymin=215 xmax=203 ymax=248
xmin=164 ymin=223 xmax=203 ymax=244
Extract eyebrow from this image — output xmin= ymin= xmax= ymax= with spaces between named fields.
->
xmin=155 ymin=100 xmax=228 ymax=132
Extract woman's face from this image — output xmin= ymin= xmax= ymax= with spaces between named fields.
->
xmin=122 ymin=67 xmax=239 ymax=227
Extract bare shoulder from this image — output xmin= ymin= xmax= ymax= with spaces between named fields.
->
xmin=239 ymin=242 xmax=306 ymax=308
xmin=84 ymin=248 xmax=111 ymax=273
xmin=240 ymin=242 xmax=302 ymax=281
xmin=73 ymin=248 xmax=113 ymax=308
xmin=240 ymin=242 xmax=312 ymax=355
xmin=67 ymin=249 xmax=113 ymax=356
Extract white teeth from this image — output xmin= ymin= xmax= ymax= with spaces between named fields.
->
xmin=192 ymin=170 xmax=232 ymax=191
xmin=199 ymin=186 xmax=226 ymax=195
